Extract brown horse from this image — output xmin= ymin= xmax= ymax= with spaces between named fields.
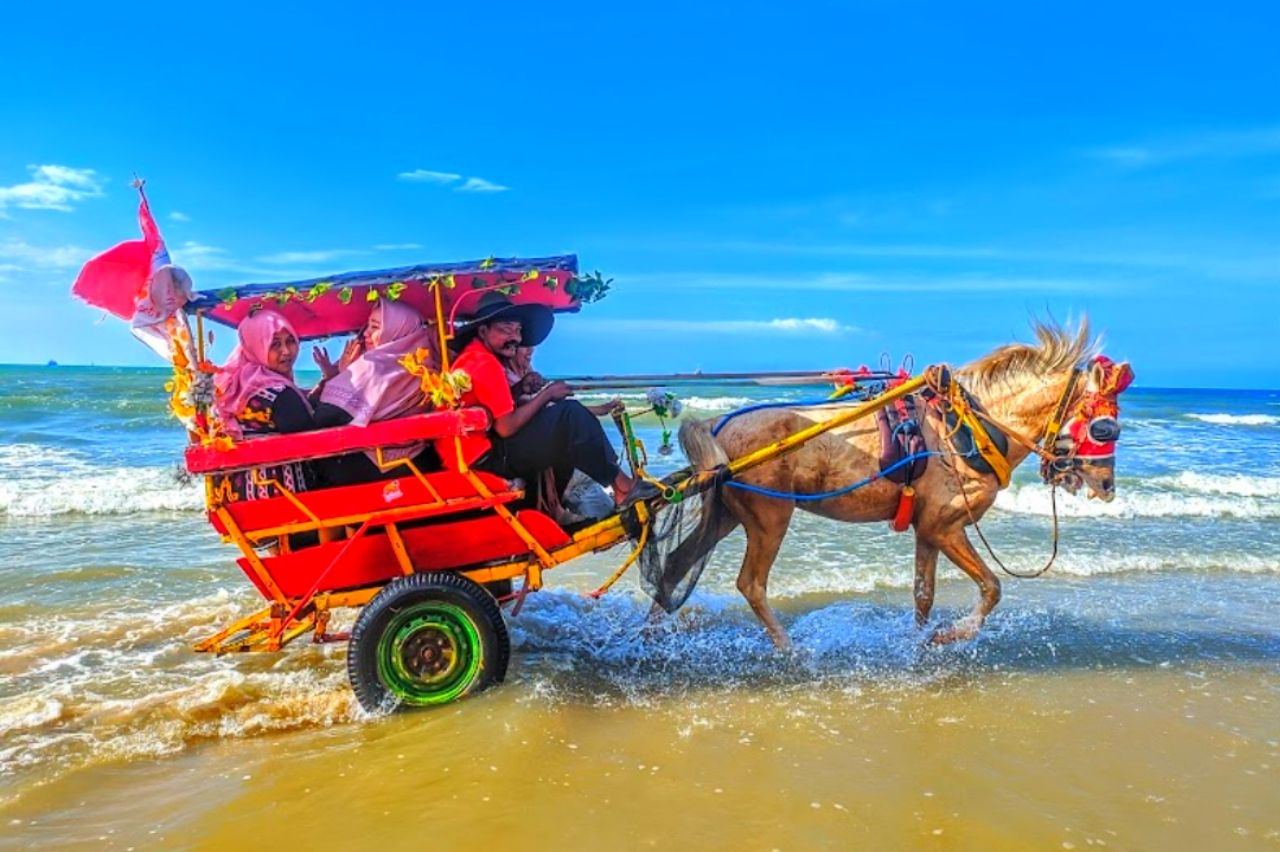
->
xmin=674 ymin=322 xmax=1133 ymax=649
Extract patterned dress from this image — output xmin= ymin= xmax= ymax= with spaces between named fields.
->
xmin=223 ymin=384 xmax=318 ymax=501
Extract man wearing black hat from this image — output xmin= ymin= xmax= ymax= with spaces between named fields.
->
xmin=446 ymin=292 xmax=635 ymax=509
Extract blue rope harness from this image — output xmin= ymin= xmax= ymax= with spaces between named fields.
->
xmin=711 ymin=394 xmax=875 ymax=437
xmin=723 ymin=449 xmax=946 ymax=501
xmin=711 ymin=385 xmax=976 ymax=502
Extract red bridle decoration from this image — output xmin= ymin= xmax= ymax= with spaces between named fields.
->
xmin=1062 ymin=355 xmax=1135 ymax=460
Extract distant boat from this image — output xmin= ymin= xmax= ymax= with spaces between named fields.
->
xmin=46 ymin=360 xmax=58 ymax=367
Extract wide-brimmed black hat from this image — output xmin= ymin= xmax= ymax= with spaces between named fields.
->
xmin=453 ymin=291 xmax=554 ymax=347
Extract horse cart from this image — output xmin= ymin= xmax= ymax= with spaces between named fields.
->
xmin=169 ymin=254 xmax=953 ymax=711
xmin=74 ymin=198 xmax=1132 ymax=711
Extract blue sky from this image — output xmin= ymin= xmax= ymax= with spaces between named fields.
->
xmin=2 ymin=1 xmax=1277 ymax=387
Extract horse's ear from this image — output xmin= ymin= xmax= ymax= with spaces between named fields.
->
xmin=1089 ymin=359 xmax=1106 ymax=389
xmin=1114 ymin=361 xmax=1135 ymax=393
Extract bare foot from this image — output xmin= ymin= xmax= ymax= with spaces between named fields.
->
xmin=612 ymin=471 xmax=636 ymax=507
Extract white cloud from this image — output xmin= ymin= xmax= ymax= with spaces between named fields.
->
xmin=173 ymin=240 xmax=241 ymax=272
xmin=398 ymin=169 xmax=462 ymax=184
xmin=256 ymin=249 xmax=364 ymax=265
xmin=617 ymin=270 xmax=1106 ymax=294
xmin=374 ymin=242 xmax=423 ymax=251
xmin=399 ymin=170 xmax=509 ymax=193
xmin=169 ymin=211 xmax=191 ymax=222
xmin=0 ymin=164 xmax=103 ymax=212
xmin=1089 ymin=147 xmax=1152 ymax=167
xmin=576 ymin=317 xmax=858 ymax=335
xmin=456 ymin=177 xmax=509 ymax=193
xmin=1087 ymin=127 xmax=1280 ymax=168
xmin=0 ymin=239 xmax=91 ymax=269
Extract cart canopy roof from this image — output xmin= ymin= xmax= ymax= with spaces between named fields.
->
xmin=185 ymin=254 xmax=582 ymax=340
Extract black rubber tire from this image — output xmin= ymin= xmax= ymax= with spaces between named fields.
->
xmin=483 ymin=578 xmax=514 ymax=599
xmin=347 ymin=572 xmax=510 ymax=713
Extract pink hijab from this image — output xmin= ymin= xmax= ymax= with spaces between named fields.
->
xmin=214 ymin=310 xmax=309 ymax=435
xmin=320 ymin=300 xmax=435 ymax=426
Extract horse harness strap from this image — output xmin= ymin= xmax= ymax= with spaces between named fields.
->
xmin=923 ymin=367 xmax=1013 ymax=488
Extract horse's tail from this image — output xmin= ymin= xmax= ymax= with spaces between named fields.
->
xmin=643 ymin=419 xmax=737 ymax=613
xmin=679 ymin=417 xmax=730 ymax=472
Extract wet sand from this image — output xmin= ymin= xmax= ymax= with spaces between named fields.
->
xmin=5 ymin=653 xmax=1276 ymax=850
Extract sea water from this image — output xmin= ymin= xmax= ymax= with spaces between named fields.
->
xmin=1 ymin=365 xmax=1277 ymax=848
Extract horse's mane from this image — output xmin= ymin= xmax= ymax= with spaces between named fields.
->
xmin=958 ymin=320 xmax=1098 ymax=397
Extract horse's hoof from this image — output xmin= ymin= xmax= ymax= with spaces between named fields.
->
xmin=929 ymin=618 xmax=979 ymax=645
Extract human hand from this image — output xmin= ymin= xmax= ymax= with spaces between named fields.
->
xmin=541 ymin=380 xmax=572 ymax=401
xmin=519 ymin=371 xmax=546 ymax=395
xmin=337 ymin=337 xmax=364 ymax=371
xmin=312 ymin=346 xmax=339 ymax=379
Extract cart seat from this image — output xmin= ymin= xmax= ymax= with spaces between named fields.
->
xmin=185 ymin=408 xmax=490 ymax=475
xmin=238 ymin=509 xmax=571 ymax=599
xmin=210 ymin=469 xmax=522 ymax=537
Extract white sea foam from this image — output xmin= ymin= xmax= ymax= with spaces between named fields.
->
xmin=995 ymin=481 xmax=1280 ymax=519
xmin=0 ymin=462 xmax=202 ymax=516
xmin=1155 ymin=471 xmax=1280 ymax=498
xmin=0 ymin=590 xmax=359 ymax=800
xmin=1186 ymin=413 xmax=1280 ymax=426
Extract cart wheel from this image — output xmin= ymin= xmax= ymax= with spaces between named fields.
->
xmin=348 ymin=573 xmax=510 ymax=713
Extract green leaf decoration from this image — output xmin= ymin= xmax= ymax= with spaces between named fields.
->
xmin=217 ymin=288 xmax=237 ymax=309
xmin=338 ymin=287 xmax=354 ymax=305
xmin=305 ymin=282 xmax=333 ymax=302
xmin=565 ymin=270 xmax=612 ymax=303
xmin=521 ymin=269 xmax=540 ymax=282
xmin=387 ymin=282 xmax=407 ymax=300
xmin=445 ymin=274 xmax=457 ymax=289
xmin=479 ymin=256 xmax=496 ymax=270
xmin=365 ymin=288 xmax=381 ymax=302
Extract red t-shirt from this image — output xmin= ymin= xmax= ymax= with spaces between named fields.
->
xmin=440 ymin=339 xmax=515 ymax=469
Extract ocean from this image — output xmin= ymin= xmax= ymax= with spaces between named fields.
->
xmin=1 ymin=364 xmax=1277 ymax=849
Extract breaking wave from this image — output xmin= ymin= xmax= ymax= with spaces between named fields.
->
xmin=1186 ymin=413 xmax=1280 ymax=426
xmin=995 ymin=474 xmax=1280 ymax=519
xmin=0 ymin=466 xmax=202 ymax=517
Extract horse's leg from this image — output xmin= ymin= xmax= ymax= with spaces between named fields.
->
xmin=729 ymin=493 xmax=795 ymax=651
xmin=912 ymin=535 xmax=940 ymax=627
xmin=930 ymin=528 xmax=1001 ymax=644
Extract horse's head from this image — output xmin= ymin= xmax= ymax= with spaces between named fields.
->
xmin=1045 ymin=355 xmax=1134 ymax=502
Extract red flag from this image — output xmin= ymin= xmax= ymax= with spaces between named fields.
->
xmin=72 ymin=189 xmax=164 ymax=319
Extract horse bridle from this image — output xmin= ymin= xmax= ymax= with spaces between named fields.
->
xmin=1038 ymin=355 xmax=1133 ymax=487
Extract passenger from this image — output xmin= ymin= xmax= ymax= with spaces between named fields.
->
xmin=449 ymin=293 xmax=635 ymax=509
xmin=213 ymin=310 xmax=319 ymax=500
xmin=502 ymin=345 xmax=621 ymax=523
xmin=314 ymin=300 xmax=440 ymax=485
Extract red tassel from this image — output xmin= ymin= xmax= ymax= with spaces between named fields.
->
xmin=890 ymin=486 xmax=914 ymax=532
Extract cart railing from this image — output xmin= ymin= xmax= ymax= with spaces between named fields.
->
xmin=184 ymin=407 xmax=491 ymax=474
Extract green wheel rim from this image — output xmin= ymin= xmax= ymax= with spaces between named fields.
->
xmin=376 ymin=601 xmax=483 ymax=706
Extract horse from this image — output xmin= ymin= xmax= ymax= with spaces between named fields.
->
xmin=672 ymin=321 xmax=1134 ymax=649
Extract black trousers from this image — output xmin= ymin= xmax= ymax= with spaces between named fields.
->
xmin=478 ymin=400 xmax=621 ymax=493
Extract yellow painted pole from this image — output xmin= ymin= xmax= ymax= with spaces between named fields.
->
xmin=697 ymin=375 xmax=928 ymax=486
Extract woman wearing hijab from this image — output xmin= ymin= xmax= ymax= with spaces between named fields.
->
xmin=314 ymin=300 xmax=440 ymax=484
xmin=213 ymin=310 xmax=321 ymax=500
